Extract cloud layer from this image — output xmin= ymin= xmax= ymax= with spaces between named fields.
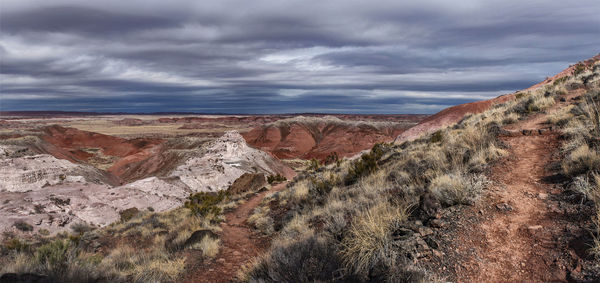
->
xmin=1 ymin=0 xmax=599 ymax=113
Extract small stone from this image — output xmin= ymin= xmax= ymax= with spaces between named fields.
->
xmin=433 ymin=250 xmax=443 ymax=257
xmin=528 ymin=225 xmax=543 ymax=232
xmin=217 ymin=258 xmax=226 ymax=263
xmin=418 ymin=227 xmax=433 ymax=236
xmin=414 ymin=220 xmax=423 ymax=226
xmin=233 ymin=251 xmax=241 ymax=256
xmin=429 ymin=219 xmax=443 ymax=228
xmin=538 ymin=193 xmax=548 ymax=200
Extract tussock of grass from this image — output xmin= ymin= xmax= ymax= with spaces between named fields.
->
xmin=562 ymin=144 xmax=600 ymax=177
xmin=430 ymin=173 xmax=489 ymax=206
xmin=188 ymin=236 xmax=220 ymax=257
xmin=340 ymin=202 xmax=408 ymax=276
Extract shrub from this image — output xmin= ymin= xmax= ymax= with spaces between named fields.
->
xmin=430 ymin=130 xmax=443 ymax=143
xmin=4 ymin=238 xmax=29 ymax=252
xmin=267 ymin=174 xmax=286 ymax=184
xmin=119 ymin=207 xmax=140 ymax=223
xmin=324 ymin=152 xmax=340 ymax=165
xmin=562 ymin=144 xmax=600 ymax=177
xmin=247 ymin=234 xmax=344 ymax=282
xmin=184 ymin=191 xmax=227 ymax=217
xmin=429 ymin=173 xmax=489 ymax=206
xmin=35 ymin=239 xmax=72 ymax=275
xmin=344 ymin=143 xmax=385 ymax=185
xmin=307 ymin=158 xmax=321 ymax=171
xmin=13 ymin=220 xmax=33 ymax=232
xmin=71 ymin=222 xmax=95 ymax=235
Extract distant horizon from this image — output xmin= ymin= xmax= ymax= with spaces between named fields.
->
xmin=0 ymin=110 xmax=431 ymax=116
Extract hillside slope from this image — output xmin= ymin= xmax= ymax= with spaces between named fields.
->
xmin=243 ymin=115 xmax=422 ymax=160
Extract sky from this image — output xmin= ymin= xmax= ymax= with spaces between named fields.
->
xmin=0 ymin=0 xmax=599 ymax=114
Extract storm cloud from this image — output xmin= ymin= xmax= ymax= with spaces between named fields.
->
xmin=1 ymin=0 xmax=598 ymax=113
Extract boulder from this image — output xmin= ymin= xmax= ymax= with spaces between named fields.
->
xmin=228 ymin=173 xmax=266 ymax=195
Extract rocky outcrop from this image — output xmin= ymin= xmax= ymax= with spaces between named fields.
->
xmin=243 ymin=116 xmax=419 ymax=160
xmin=170 ymin=131 xmax=294 ymax=192
xmin=228 ymin=173 xmax=266 ymax=195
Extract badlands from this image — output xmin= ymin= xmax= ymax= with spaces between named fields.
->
xmin=0 ymin=113 xmax=423 ymax=236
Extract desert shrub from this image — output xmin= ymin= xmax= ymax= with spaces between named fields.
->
xmin=119 ymin=207 xmax=140 ymax=223
xmin=583 ymin=94 xmax=600 ymax=136
xmin=324 ymin=152 xmax=340 ymax=165
xmin=71 ymin=222 xmax=95 ymax=235
xmin=344 ymin=143 xmax=386 ymax=185
xmin=267 ymin=174 xmax=286 ymax=184
xmin=248 ymin=206 xmax=274 ymax=235
xmin=4 ymin=238 xmax=29 ymax=252
xmin=35 ymin=239 xmax=72 ymax=275
xmin=247 ymin=234 xmax=344 ymax=282
xmin=430 ymin=130 xmax=443 ymax=143
xmin=547 ymin=105 xmax=574 ymax=127
xmin=184 ymin=191 xmax=227 ymax=217
xmin=562 ymin=144 xmax=600 ymax=177
xmin=307 ymin=158 xmax=321 ymax=171
xmin=340 ymin=202 xmax=408 ymax=277
xmin=429 ymin=173 xmax=489 ymax=206
xmin=13 ymin=220 xmax=33 ymax=232
xmin=510 ymin=93 xmax=555 ymax=114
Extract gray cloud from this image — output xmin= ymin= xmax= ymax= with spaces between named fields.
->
xmin=1 ymin=0 xmax=599 ymax=113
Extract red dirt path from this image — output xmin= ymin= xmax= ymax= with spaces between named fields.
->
xmin=185 ymin=182 xmax=289 ymax=283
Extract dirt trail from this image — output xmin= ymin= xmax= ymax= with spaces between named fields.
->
xmin=455 ymin=92 xmax=584 ymax=282
xmin=185 ymin=182 xmax=288 ymax=283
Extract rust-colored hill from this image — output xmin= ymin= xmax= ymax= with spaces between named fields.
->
xmin=35 ymin=125 xmax=165 ymax=182
xmin=395 ymin=54 xmax=600 ymax=143
xmin=243 ymin=116 xmax=423 ymax=160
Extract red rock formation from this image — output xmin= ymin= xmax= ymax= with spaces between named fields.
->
xmin=243 ymin=116 xmax=421 ymax=160
xmin=37 ymin=125 xmax=165 ymax=181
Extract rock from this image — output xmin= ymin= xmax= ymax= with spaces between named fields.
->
xmin=429 ymin=219 xmax=444 ymax=228
xmin=418 ymin=227 xmax=434 ymax=237
xmin=227 ymin=173 xmax=266 ymax=195
xmin=496 ymin=202 xmax=513 ymax=211
xmin=217 ymin=258 xmax=226 ymax=263
xmin=538 ymin=193 xmax=548 ymax=200
xmin=528 ymin=225 xmax=543 ymax=233
xmin=183 ymin=229 xmax=219 ymax=248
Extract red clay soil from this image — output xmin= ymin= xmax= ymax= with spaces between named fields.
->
xmin=243 ymin=119 xmax=417 ymax=161
xmin=450 ymin=90 xmax=587 ymax=282
xmin=395 ymin=94 xmax=515 ymax=142
xmin=37 ymin=125 xmax=165 ymax=181
xmin=184 ymin=182 xmax=290 ymax=283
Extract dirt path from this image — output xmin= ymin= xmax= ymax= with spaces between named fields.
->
xmin=453 ymin=92 xmax=585 ymax=282
xmin=185 ymin=182 xmax=288 ymax=283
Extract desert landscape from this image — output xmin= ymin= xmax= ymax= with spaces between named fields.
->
xmin=1 ymin=1 xmax=600 ymax=282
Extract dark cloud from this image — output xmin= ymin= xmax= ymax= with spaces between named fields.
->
xmin=1 ymin=0 xmax=599 ymax=114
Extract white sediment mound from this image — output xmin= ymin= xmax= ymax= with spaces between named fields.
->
xmin=170 ymin=131 xmax=289 ymax=192
xmin=0 ymin=131 xmax=291 ymax=236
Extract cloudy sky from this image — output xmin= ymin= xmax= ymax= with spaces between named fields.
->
xmin=1 ymin=0 xmax=598 ymax=114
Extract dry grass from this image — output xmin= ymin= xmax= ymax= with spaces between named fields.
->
xmin=340 ymin=202 xmax=408 ymax=276
xmin=562 ymin=144 xmax=600 ymax=177
xmin=188 ymin=236 xmax=221 ymax=257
